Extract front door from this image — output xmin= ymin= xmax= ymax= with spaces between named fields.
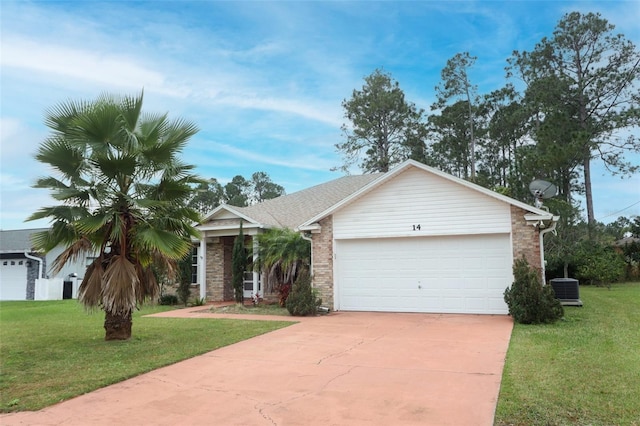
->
xmin=243 ymin=271 xmax=261 ymax=299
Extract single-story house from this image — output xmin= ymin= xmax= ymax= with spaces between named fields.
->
xmin=196 ymin=160 xmax=558 ymax=315
xmin=0 ymin=228 xmax=89 ymax=301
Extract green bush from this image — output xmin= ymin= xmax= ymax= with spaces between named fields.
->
xmin=177 ymin=253 xmax=192 ymax=306
xmin=620 ymin=240 xmax=640 ymax=280
xmin=504 ymin=258 xmax=564 ymax=324
xmin=191 ymin=297 xmax=206 ymax=306
xmin=286 ymin=270 xmax=321 ymax=316
xmin=159 ymin=294 xmax=179 ymax=305
xmin=574 ymin=241 xmax=625 ymax=285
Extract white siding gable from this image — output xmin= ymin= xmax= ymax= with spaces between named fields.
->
xmin=215 ymin=209 xmax=241 ymax=220
xmin=333 ymin=167 xmax=511 ymax=239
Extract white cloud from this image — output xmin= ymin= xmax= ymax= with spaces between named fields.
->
xmin=200 ymin=141 xmax=335 ymax=172
xmin=1 ymin=37 xmax=185 ymax=96
xmin=215 ymin=95 xmax=341 ymax=127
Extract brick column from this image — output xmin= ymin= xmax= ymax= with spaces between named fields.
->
xmin=206 ymin=239 xmax=224 ymax=301
xmin=311 ymin=216 xmax=334 ymax=308
xmin=510 ymin=205 xmax=541 ymax=272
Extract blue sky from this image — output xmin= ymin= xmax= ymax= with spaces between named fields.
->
xmin=1 ymin=0 xmax=639 ymax=230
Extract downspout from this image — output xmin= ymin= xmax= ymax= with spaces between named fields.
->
xmin=539 ymin=218 xmax=558 ymax=285
xmin=301 ymin=232 xmax=313 ymax=280
xmin=24 ymin=251 xmax=43 ymax=279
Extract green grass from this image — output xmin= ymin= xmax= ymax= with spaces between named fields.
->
xmin=0 ymin=300 xmax=293 ymax=412
xmin=495 ymin=282 xmax=640 ymax=426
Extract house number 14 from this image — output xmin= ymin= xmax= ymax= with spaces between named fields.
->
xmin=412 ymin=224 xmax=421 ymax=231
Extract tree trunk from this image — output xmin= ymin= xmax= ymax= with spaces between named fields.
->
xmin=583 ymin=155 xmax=595 ymax=236
xmin=104 ymin=310 xmax=132 ymax=341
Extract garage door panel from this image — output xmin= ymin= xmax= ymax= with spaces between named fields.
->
xmin=1 ymin=260 xmax=28 ymax=301
xmin=336 ymin=234 xmax=511 ymax=314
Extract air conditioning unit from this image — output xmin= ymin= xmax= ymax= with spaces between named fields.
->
xmin=549 ymin=278 xmax=583 ymax=307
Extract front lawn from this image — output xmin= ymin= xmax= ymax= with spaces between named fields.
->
xmin=0 ymin=300 xmax=292 ymax=412
xmin=495 ymin=282 xmax=640 ymax=425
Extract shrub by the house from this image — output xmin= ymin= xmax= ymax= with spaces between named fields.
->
xmin=159 ymin=294 xmax=179 ymax=305
xmin=504 ymin=257 xmax=564 ymax=324
xmin=286 ymin=270 xmax=321 ymax=316
xmin=177 ymin=253 xmax=192 ymax=306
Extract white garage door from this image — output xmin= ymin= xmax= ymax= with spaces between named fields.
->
xmin=0 ymin=259 xmax=28 ymax=300
xmin=336 ymin=234 xmax=512 ymax=314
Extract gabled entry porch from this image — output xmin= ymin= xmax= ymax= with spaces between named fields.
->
xmin=196 ymin=206 xmax=267 ymax=302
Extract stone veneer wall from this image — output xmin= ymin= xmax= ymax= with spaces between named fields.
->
xmin=26 ymin=254 xmax=45 ymax=301
xmin=510 ymin=205 xmax=541 ymax=272
xmin=311 ymin=216 xmax=334 ymax=308
xmin=206 ymin=239 xmax=224 ymax=301
xmin=205 ymin=235 xmax=250 ymax=302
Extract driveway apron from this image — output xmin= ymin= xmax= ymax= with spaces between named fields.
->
xmin=1 ymin=310 xmax=513 ymax=426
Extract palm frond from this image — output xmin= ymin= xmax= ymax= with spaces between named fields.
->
xmin=108 ymin=212 xmax=129 ymax=251
xmin=133 ymin=227 xmax=192 ymax=260
xmin=29 ymin=220 xmax=80 ymax=252
xmin=44 ymin=98 xmax=90 ymax=133
xmin=34 ymin=136 xmax=85 ymax=179
xmin=135 ymin=264 xmax=159 ymax=304
xmin=91 ymin=154 xmax=138 ymax=181
xmin=26 ymin=205 xmax=90 ymax=223
xmin=119 ymin=91 xmax=144 ymax=133
xmin=75 ymin=212 xmax=111 ymax=235
xmin=50 ymin=187 xmax=91 ymax=204
xmin=102 ymin=254 xmax=138 ymax=314
xmin=78 ymin=258 xmax=104 ymax=310
xmin=33 ymin=176 xmax=69 ymax=191
xmin=74 ymin=97 xmax=126 ymax=153
xmin=163 ymin=118 xmax=199 ymax=149
xmin=50 ymin=237 xmax=94 ymax=275
xmin=256 ymin=228 xmax=311 ymax=286
xmin=138 ymin=112 xmax=168 ymax=147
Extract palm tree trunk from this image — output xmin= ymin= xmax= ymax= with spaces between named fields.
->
xmin=104 ymin=310 xmax=132 ymax=341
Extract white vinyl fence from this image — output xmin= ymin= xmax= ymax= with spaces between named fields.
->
xmin=34 ymin=278 xmax=78 ymax=300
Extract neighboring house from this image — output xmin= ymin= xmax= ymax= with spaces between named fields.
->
xmin=196 ymin=160 xmax=558 ymax=315
xmin=0 ymin=228 xmax=91 ymax=301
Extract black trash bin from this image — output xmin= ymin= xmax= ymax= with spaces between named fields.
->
xmin=549 ymin=278 xmax=583 ymax=306
xmin=63 ymin=281 xmax=73 ymax=299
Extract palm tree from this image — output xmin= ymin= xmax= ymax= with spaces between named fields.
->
xmin=255 ymin=228 xmax=310 ymax=305
xmin=28 ymin=92 xmax=202 ymax=340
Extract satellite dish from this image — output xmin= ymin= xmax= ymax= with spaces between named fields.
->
xmin=529 ymin=179 xmax=557 ymax=208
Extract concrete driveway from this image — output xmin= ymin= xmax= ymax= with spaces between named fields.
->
xmin=1 ymin=309 xmax=513 ymax=426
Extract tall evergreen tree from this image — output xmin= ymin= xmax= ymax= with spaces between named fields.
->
xmin=250 ymin=171 xmax=285 ymax=203
xmin=434 ymin=52 xmax=480 ymax=179
xmin=224 ymin=175 xmax=250 ymax=207
xmin=188 ymin=178 xmax=224 ymax=215
xmin=508 ymin=12 xmax=640 ymax=227
xmin=336 ymin=69 xmax=427 ymax=173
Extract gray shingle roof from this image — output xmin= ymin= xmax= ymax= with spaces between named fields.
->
xmin=231 ymin=174 xmax=382 ymax=229
xmin=0 ymin=228 xmax=48 ymax=253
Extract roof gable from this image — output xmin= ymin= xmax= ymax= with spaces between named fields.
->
xmin=0 ymin=228 xmax=48 ymax=253
xmin=299 ymin=160 xmax=554 ymax=229
xmin=198 ymin=174 xmax=381 ymax=231
xmin=198 ymin=160 xmax=554 ymax=234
